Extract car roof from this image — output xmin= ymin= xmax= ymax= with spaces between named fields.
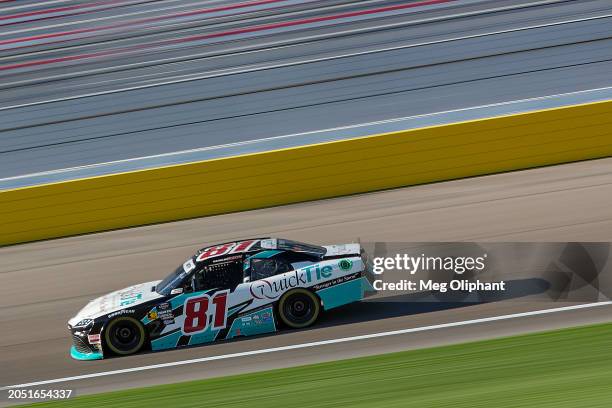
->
xmin=194 ymin=238 xmax=325 ymax=264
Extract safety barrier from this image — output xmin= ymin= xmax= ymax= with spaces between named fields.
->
xmin=1 ymin=100 xmax=611 ymax=246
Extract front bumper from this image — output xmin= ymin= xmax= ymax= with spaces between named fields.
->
xmin=70 ymin=345 xmax=103 ymax=360
xmin=68 ymin=323 xmax=104 ymax=360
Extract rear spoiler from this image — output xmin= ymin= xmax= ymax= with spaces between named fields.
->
xmin=360 ymin=246 xmax=377 ymax=295
xmin=322 ymin=243 xmax=361 ymax=258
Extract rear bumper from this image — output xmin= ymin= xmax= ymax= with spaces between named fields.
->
xmin=360 ymin=248 xmax=377 ymax=296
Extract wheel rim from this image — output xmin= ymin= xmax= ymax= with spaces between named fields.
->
xmin=280 ymin=290 xmax=319 ymax=328
xmin=105 ymin=317 xmax=144 ymax=355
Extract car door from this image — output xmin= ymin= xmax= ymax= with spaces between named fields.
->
xmin=149 ymin=257 xmax=242 ymax=350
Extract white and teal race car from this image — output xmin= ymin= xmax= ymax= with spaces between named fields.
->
xmin=68 ymin=238 xmax=374 ymax=360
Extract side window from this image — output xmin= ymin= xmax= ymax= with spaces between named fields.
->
xmin=250 ymin=259 xmax=291 ymax=281
xmin=193 ymin=261 xmax=242 ymax=291
xmin=276 ymin=259 xmax=292 ymax=274
xmin=284 ymin=252 xmax=319 ymax=270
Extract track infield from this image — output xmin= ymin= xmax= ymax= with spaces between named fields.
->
xmin=17 ymin=321 xmax=612 ymax=407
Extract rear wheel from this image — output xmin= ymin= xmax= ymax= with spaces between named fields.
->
xmin=104 ymin=316 xmax=146 ymax=356
xmin=278 ymin=289 xmax=320 ymax=329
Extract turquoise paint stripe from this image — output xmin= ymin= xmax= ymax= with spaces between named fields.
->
xmin=317 ymin=278 xmax=365 ymax=310
xmin=226 ymin=306 xmax=276 ymax=340
xmin=169 ymin=293 xmax=192 ymax=310
xmin=250 ymin=250 xmax=281 ymax=259
xmin=169 ymin=289 xmax=213 ymax=309
xmin=151 ymin=330 xmax=182 ymax=351
xmin=188 ymin=327 xmax=219 ymax=346
xmin=70 ymin=346 xmax=103 ymax=361
xmin=361 ymin=277 xmax=376 ymax=293
xmin=141 ymin=313 xmax=152 ymax=325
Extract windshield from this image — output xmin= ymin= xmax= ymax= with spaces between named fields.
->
xmin=156 ymin=258 xmax=196 ymax=295
xmin=277 ymin=239 xmax=326 ymax=256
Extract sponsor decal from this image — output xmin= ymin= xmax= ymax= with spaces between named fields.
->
xmin=183 ymin=259 xmax=196 ymax=273
xmin=151 ymin=302 xmax=174 ymax=324
xmin=87 ymin=334 xmax=101 ymax=344
xmin=252 ymin=314 xmax=266 ymax=325
xmin=212 ymin=254 xmax=242 ymax=264
xmin=97 ymin=296 xmax=111 ymax=313
xmin=249 ymin=264 xmax=333 ymax=300
xmin=182 ymin=290 xmax=229 ymax=335
xmin=312 ymin=273 xmax=360 ymax=291
xmin=107 ymin=309 xmax=135 ymax=318
xmin=260 ymin=238 xmax=277 ymax=249
xmin=119 ymin=288 xmax=143 ymax=306
xmin=196 ymin=240 xmax=258 ymax=262
xmin=158 ymin=311 xmax=174 ymax=324
xmin=339 ymin=259 xmax=353 ymax=271
xmin=237 ymin=309 xmax=273 ymax=327
xmin=74 ymin=318 xmax=93 ymax=327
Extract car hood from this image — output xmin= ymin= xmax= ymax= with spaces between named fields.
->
xmin=323 ymin=243 xmax=361 ymax=257
xmin=69 ymin=280 xmax=163 ymax=325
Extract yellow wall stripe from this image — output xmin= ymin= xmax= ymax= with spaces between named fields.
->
xmin=1 ymin=100 xmax=611 ymax=246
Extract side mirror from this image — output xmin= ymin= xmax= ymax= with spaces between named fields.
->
xmin=170 ymin=288 xmax=183 ymax=295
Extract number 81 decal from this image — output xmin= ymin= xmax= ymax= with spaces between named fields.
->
xmin=182 ymin=290 xmax=229 ymax=335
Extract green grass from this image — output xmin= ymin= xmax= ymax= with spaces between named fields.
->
xmin=23 ymin=322 xmax=612 ymax=407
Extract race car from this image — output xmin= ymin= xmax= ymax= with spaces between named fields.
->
xmin=68 ymin=238 xmax=374 ymax=360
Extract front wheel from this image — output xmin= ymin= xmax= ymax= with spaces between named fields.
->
xmin=278 ymin=289 xmax=320 ymax=329
xmin=104 ymin=316 xmax=146 ymax=356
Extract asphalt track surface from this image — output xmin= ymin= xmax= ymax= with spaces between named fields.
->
xmin=1 ymin=0 xmax=612 ymax=402
xmin=1 ymin=0 xmax=612 ymax=178
xmin=1 ymin=158 xmax=612 ymax=397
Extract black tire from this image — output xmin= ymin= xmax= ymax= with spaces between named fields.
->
xmin=104 ymin=316 xmax=146 ymax=356
xmin=278 ymin=289 xmax=320 ymax=329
